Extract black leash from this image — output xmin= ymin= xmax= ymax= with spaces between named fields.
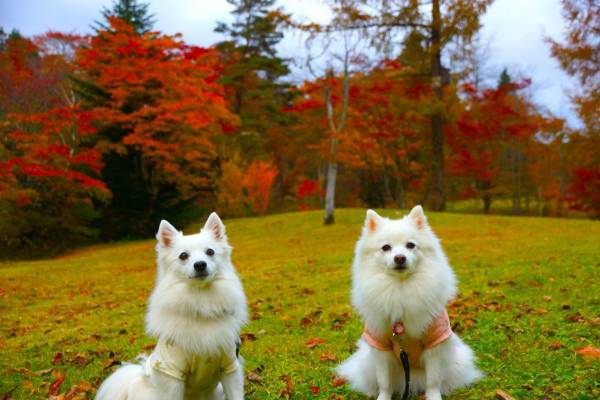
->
xmin=400 ymin=350 xmax=410 ymax=400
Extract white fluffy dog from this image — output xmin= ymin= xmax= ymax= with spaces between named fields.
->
xmin=336 ymin=206 xmax=481 ymax=400
xmin=96 ymin=213 xmax=248 ymax=400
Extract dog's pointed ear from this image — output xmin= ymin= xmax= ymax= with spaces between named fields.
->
xmin=408 ymin=205 xmax=427 ymax=230
xmin=204 ymin=212 xmax=226 ymax=241
xmin=365 ymin=209 xmax=382 ymax=234
xmin=157 ymin=220 xmax=179 ymax=247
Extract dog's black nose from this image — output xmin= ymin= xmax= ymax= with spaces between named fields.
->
xmin=394 ymin=255 xmax=406 ymax=265
xmin=194 ymin=261 xmax=207 ymax=273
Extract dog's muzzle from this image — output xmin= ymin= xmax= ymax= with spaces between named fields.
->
xmin=393 ymin=255 xmax=407 ymax=271
xmin=192 ymin=261 xmax=209 ymax=279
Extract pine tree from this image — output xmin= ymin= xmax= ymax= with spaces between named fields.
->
xmin=95 ymin=0 xmax=155 ymax=35
xmin=216 ymin=0 xmax=288 ymax=80
xmin=215 ymin=0 xmax=290 ymax=126
xmin=498 ymin=68 xmax=511 ymax=87
xmin=215 ymin=0 xmax=293 ymax=205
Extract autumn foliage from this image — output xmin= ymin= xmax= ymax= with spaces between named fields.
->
xmin=0 ymin=0 xmax=598 ymax=256
xmin=0 ymin=33 xmax=109 ymax=255
xmin=216 ymin=156 xmax=278 ymax=217
xmin=74 ymin=18 xmax=239 ymax=236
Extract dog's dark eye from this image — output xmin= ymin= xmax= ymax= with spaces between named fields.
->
xmin=406 ymin=242 xmax=416 ymax=249
xmin=381 ymin=244 xmax=392 ymax=252
xmin=179 ymin=252 xmax=189 ymax=261
xmin=206 ymin=248 xmax=215 ymax=256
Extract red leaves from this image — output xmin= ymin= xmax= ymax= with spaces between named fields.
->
xmin=75 ymin=17 xmax=238 ymax=200
xmin=51 ymin=352 xmax=63 ymax=365
xmin=305 ymin=337 xmax=325 ymax=349
xmin=49 ymin=374 xmax=65 ymax=395
xmin=567 ymin=167 xmax=600 ymax=218
xmin=296 ymin=179 xmax=322 ymax=211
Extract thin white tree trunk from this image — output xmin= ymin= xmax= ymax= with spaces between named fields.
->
xmin=324 ymin=158 xmax=337 ymax=224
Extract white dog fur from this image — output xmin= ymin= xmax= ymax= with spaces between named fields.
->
xmin=96 ymin=213 xmax=248 ymax=400
xmin=336 ymin=206 xmax=481 ymax=400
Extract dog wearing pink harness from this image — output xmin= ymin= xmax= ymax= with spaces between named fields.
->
xmin=336 ymin=207 xmax=482 ymax=400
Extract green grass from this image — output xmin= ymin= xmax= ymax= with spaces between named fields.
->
xmin=1 ymin=209 xmax=599 ymax=399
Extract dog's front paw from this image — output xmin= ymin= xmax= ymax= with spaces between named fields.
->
xmin=425 ymin=388 xmax=442 ymax=400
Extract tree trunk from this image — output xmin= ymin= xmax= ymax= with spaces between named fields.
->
xmin=324 ymin=159 xmax=337 ymax=224
xmin=430 ymin=0 xmax=445 ymax=211
xmin=483 ymin=194 xmax=491 ymax=214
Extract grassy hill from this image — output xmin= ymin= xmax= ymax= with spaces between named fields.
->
xmin=1 ymin=209 xmax=599 ymax=399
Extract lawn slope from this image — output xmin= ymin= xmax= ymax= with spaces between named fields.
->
xmin=1 ymin=209 xmax=599 ymax=399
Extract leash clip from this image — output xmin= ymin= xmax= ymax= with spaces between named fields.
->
xmin=392 ymin=321 xmax=405 ymax=337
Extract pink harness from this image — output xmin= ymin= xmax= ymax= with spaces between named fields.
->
xmin=362 ymin=309 xmax=453 ymax=368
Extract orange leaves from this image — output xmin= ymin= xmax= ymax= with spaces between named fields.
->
xmin=319 ymin=352 xmax=337 ymax=362
xmin=243 ymin=160 xmax=278 ymax=214
xmin=576 ymin=346 xmax=600 ymax=360
xmin=216 ymin=157 xmax=278 ymax=217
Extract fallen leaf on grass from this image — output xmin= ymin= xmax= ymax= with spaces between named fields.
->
xmin=29 ymin=368 xmax=53 ymax=377
xmin=331 ymin=376 xmax=346 ymax=387
xmin=279 ymin=375 xmax=292 ymax=397
xmin=70 ymin=352 xmax=91 ymax=367
xmin=52 ymin=352 xmax=63 ymax=365
xmin=319 ymin=353 xmax=337 ymax=362
xmin=247 ymin=372 xmax=264 ymax=384
xmin=550 ymin=340 xmax=563 ymax=350
xmin=63 ymin=381 xmax=93 ymax=399
xmin=305 ymin=337 xmax=325 ymax=349
xmin=102 ymin=358 xmax=121 ymax=370
xmin=142 ymin=343 xmax=155 ymax=351
xmin=240 ymin=332 xmax=257 ymax=342
xmin=575 ymin=346 xmax=600 ymax=359
xmin=49 ymin=375 xmax=65 ymax=395
xmin=495 ymin=389 xmax=515 ymax=400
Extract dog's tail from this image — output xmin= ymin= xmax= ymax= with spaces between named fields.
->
xmin=95 ymin=363 xmax=144 ymax=400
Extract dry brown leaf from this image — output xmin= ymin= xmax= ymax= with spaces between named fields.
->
xmin=240 ymin=332 xmax=256 ymax=342
xmin=247 ymin=371 xmax=264 ymax=384
xmin=30 ymin=368 xmax=53 ymax=377
xmin=319 ymin=353 xmax=337 ymax=362
xmin=550 ymin=340 xmax=563 ymax=350
xmin=495 ymin=389 xmax=515 ymax=400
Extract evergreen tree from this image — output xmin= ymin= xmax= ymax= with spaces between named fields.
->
xmin=215 ymin=0 xmax=294 ymax=204
xmin=95 ymin=0 xmax=155 ymax=35
xmin=215 ymin=0 xmax=290 ymax=136
xmin=498 ymin=68 xmax=511 ymax=87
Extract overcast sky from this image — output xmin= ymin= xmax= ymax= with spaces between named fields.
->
xmin=0 ymin=0 xmax=581 ymax=127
